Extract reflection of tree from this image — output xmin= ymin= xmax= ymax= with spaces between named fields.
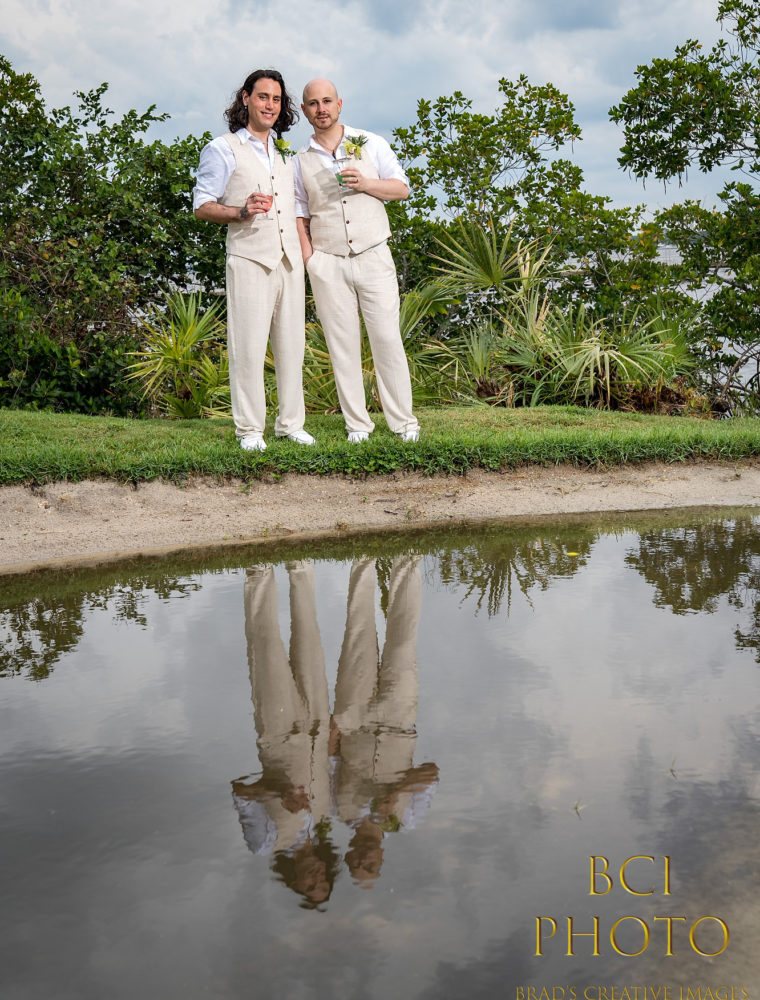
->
xmin=626 ymin=515 xmax=760 ymax=660
xmin=0 ymin=577 xmax=202 ymax=681
xmin=1 ymin=597 xmax=86 ymax=681
xmin=232 ymin=556 xmax=438 ymax=906
xmin=626 ymin=517 xmax=760 ymax=615
xmin=435 ymin=531 xmax=595 ymax=616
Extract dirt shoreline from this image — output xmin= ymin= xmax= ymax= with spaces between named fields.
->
xmin=2 ymin=459 xmax=760 ymax=576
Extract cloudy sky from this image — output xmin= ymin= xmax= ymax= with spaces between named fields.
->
xmin=2 ymin=0 xmax=731 ymax=213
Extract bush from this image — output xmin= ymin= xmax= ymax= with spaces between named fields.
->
xmin=0 ymin=289 xmax=145 ymax=415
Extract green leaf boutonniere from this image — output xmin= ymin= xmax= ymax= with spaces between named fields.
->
xmin=344 ymin=134 xmax=368 ymax=159
xmin=274 ymin=138 xmax=295 ymax=164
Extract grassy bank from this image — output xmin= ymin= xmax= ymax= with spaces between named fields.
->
xmin=2 ymin=406 xmax=760 ymax=484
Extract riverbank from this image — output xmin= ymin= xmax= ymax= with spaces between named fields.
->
xmin=3 ymin=459 xmax=760 ymax=575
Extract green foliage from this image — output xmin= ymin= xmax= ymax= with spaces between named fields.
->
xmin=418 ymin=219 xmax=697 ymax=411
xmin=3 ymin=407 xmax=759 ymax=487
xmin=610 ymin=0 xmax=760 ymax=380
xmin=127 ymin=292 xmax=230 ymax=418
xmin=0 ymin=288 xmax=145 ymax=415
xmin=393 ymin=77 xmax=582 ymax=222
xmin=391 ymin=77 xmax=659 ymax=316
xmin=611 ymin=0 xmax=759 ymax=183
xmin=0 ymin=55 xmax=224 ymax=415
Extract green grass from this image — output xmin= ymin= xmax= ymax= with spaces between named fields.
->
xmin=2 ymin=405 xmax=759 ymax=485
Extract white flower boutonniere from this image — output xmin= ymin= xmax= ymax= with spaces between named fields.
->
xmin=274 ymin=138 xmax=295 ymax=164
xmin=344 ymin=134 xmax=368 ymax=159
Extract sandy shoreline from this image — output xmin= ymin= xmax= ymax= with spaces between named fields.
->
xmin=2 ymin=459 xmax=760 ymax=576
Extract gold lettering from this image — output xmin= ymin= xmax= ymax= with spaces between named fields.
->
xmin=689 ymin=915 xmax=730 ymax=956
xmin=534 ymin=916 xmax=557 ymax=956
xmin=566 ymin=916 xmax=600 ymax=956
xmin=609 ymin=915 xmax=650 ymax=956
xmin=619 ymin=855 xmax=656 ymax=895
xmin=589 ymin=856 xmax=613 ymax=895
xmin=653 ymin=914 xmax=687 ymax=955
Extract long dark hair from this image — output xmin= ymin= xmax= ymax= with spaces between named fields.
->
xmin=224 ymin=68 xmax=298 ymax=137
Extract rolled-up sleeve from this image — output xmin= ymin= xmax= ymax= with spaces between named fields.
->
xmin=371 ymin=134 xmax=409 ymax=188
xmin=293 ymin=155 xmax=310 ymax=219
xmin=192 ymin=138 xmax=236 ymax=211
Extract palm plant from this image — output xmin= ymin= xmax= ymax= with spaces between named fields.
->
xmin=547 ymin=304 xmax=694 ymax=408
xmin=126 ymin=291 xmax=230 ymax=418
xmin=426 ymin=217 xmax=696 ymax=411
xmin=433 ymin=217 xmax=550 ymax=297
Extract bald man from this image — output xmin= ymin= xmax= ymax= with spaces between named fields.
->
xmin=294 ymin=79 xmax=419 ymax=443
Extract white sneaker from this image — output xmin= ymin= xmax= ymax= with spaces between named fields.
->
xmin=240 ymin=435 xmax=267 ymax=451
xmin=347 ymin=431 xmax=370 ymax=443
xmin=278 ymin=429 xmax=315 ymax=446
xmin=397 ymin=429 xmax=420 ymax=443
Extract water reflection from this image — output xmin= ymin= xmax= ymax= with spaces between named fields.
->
xmin=627 ymin=519 xmax=760 ymax=659
xmin=437 ymin=532 xmax=593 ymax=615
xmin=231 ymin=556 xmax=438 ymax=907
xmin=4 ymin=512 xmax=760 ymax=682
xmin=2 ymin=511 xmax=760 ymax=997
xmin=0 ymin=571 xmax=202 ymax=680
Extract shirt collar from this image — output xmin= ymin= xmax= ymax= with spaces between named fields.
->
xmin=235 ymin=126 xmax=274 ymax=150
xmin=306 ymin=125 xmax=364 ymax=155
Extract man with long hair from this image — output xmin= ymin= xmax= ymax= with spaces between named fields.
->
xmin=294 ymin=79 xmax=420 ymax=444
xmin=193 ymin=69 xmax=315 ymax=451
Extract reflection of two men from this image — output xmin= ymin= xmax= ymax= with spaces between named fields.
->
xmin=231 ymin=556 xmax=438 ymax=907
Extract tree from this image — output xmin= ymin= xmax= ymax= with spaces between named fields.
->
xmin=391 ymin=76 xmax=664 ymax=318
xmin=0 ymin=56 xmax=224 ymax=414
xmin=610 ymin=0 xmax=760 ymax=397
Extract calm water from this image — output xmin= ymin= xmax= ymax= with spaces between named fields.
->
xmin=2 ymin=510 xmax=759 ymax=999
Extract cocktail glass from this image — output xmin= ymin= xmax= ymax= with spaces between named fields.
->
xmin=334 ymin=156 xmax=351 ymax=186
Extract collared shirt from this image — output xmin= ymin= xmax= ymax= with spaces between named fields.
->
xmin=192 ymin=127 xmax=275 ymax=211
xmin=293 ymin=125 xmax=409 ymax=219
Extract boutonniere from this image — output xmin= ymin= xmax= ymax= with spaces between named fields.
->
xmin=274 ymin=138 xmax=294 ymax=164
xmin=344 ymin=134 xmax=368 ymax=159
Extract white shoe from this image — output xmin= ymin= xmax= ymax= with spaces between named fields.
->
xmin=347 ymin=431 xmax=370 ymax=443
xmin=240 ymin=435 xmax=267 ymax=452
xmin=278 ymin=429 xmax=315 ymax=446
xmin=397 ymin=429 xmax=420 ymax=443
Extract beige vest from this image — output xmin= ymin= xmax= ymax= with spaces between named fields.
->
xmin=297 ymin=137 xmax=391 ymax=257
xmin=219 ymin=133 xmax=300 ymax=269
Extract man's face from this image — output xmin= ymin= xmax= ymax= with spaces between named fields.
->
xmin=301 ymin=83 xmax=342 ymax=132
xmin=243 ymin=78 xmax=282 ymax=134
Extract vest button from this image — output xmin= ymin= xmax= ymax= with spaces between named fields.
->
xmin=348 ymin=239 xmax=353 ymax=243
xmin=345 ymin=220 xmax=350 ymax=224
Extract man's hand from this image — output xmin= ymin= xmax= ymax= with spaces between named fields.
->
xmin=296 ymin=216 xmax=314 ymax=265
xmin=194 ymin=192 xmax=273 ymax=225
xmin=338 ymin=168 xmax=408 ymax=202
xmin=240 ymin=191 xmax=273 ymax=219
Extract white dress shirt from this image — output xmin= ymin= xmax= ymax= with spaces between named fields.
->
xmin=293 ymin=125 xmax=409 ymax=219
xmin=193 ymin=128 xmax=277 ymax=211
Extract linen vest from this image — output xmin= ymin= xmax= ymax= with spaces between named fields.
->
xmin=218 ymin=133 xmax=300 ymax=269
xmin=297 ymin=136 xmax=391 ymax=257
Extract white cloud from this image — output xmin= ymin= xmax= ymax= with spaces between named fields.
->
xmin=0 ymin=0 xmax=733 ymax=207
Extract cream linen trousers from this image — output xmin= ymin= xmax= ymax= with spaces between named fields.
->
xmin=305 ymin=243 xmax=418 ymax=435
xmin=226 ymin=254 xmax=306 ymax=439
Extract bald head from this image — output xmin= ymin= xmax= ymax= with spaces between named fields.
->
xmin=301 ymin=79 xmax=343 ymax=134
xmin=302 ymin=78 xmax=339 ymax=103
